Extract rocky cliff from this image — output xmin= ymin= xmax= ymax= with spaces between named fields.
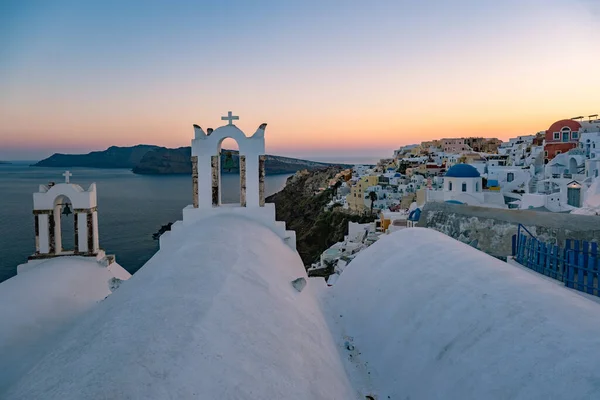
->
xmin=132 ymin=147 xmax=192 ymax=174
xmin=132 ymin=147 xmax=340 ymax=175
xmin=33 ymin=145 xmax=159 ymax=169
xmin=267 ymin=167 xmax=376 ymax=267
xmin=34 ymin=145 xmax=341 ymax=175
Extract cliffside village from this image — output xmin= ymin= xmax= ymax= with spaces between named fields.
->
xmin=310 ymin=115 xmax=600 ymax=283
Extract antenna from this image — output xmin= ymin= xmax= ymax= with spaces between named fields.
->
xmin=589 ymin=114 xmax=598 ymax=121
xmin=571 ymin=116 xmax=584 ymax=120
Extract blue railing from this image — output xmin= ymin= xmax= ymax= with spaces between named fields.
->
xmin=512 ymin=223 xmax=537 ymax=258
xmin=513 ymin=227 xmax=600 ymax=297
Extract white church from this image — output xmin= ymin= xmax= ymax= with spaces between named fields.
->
xmin=2 ymin=113 xmax=600 ymax=400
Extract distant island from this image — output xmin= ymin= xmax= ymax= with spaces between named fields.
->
xmin=0 ymin=161 xmax=11 ymax=165
xmin=33 ymin=145 xmax=348 ymax=175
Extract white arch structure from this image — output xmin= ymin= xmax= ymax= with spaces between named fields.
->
xmin=191 ymin=121 xmax=266 ymax=208
xmin=180 ymin=113 xmax=295 ymax=249
xmin=31 ymin=178 xmax=100 ymax=258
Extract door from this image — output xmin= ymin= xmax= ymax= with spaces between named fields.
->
xmin=567 ymin=187 xmax=581 ymax=207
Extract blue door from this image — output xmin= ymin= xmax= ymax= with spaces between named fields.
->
xmin=567 ymin=187 xmax=581 ymax=207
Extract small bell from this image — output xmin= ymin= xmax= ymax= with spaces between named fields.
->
xmin=62 ymin=203 xmax=72 ymax=216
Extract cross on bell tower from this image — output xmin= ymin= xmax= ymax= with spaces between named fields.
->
xmin=221 ymin=111 xmax=239 ymax=126
xmin=63 ymin=171 xmax=72 ymax=183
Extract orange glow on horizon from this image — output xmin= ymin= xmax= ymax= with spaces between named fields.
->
xmin=1 ymin=0 xmax=599 ymax=160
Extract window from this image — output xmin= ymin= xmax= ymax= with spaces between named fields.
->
xmin=561 ymin=127 xmax=571 ymax=142
xmin=572 ymin=131 xmax=579 ymax=140
xmin=448 ymin=181 xmax=453 ymax=191
xmin=462 ymin=182 xmax=467 ymax=192
xmin=475 ymin=182 xmax=479 ymax=192
xmin=556 ymin=150 xmax=562 ymax=155
xmin=544 ymin=150 xmax=548 ymax=157
xmin=507 ymin=172 xmax=514 ymax=182
xmin=553 ymin=132 xmax=560 ymax=140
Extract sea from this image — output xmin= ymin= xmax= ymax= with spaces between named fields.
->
xmin=0 ymin=163 xmax=292 ymax=283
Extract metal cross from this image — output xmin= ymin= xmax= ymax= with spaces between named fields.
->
xmin=63 ymin=170 xmax=72 ymax=183
xmin=221 ymin=111 xmax=239 ymax=126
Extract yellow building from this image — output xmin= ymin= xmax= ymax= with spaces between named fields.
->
xmin=346 ymin=176 xmax=379 ymax=212
xmin=410 ymin=145 xmax=423 ymax=155
xmin=416 ymin=164 xmax=428 ymax=175
xmin=421 ymin=139 xmax=442 ymax=151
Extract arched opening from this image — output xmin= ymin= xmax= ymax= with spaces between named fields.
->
xmin=53 ymin=195 xmax=75 ymax=254
xmin=561 ymin=127 xmax=571 ymax=142
xmin=569 ymin=157 xmax=578 ymax=174
xmin=217 ymin=137 xmax=244 ymax=205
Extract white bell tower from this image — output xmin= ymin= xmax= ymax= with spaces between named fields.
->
xmin=190 ymin=111 xmax=267 ymax=208
xmin=174 ymin=112 xmax=296 ymax=250
xmin=30 ymin=171 xmax=101 ymax=259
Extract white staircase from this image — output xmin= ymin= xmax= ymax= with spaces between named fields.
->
xmin=529 ymin=175 xmax=539 ymax=194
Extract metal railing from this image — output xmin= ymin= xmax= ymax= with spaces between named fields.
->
xmin=512 ymin=228 xmax=600 ymax=297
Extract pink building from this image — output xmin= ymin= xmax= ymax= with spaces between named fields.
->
xmin=442 ymin=138 xmax=470 ymax=153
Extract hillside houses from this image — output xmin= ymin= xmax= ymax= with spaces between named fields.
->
xmin=332 ymin=115 xmax=600 ymax=216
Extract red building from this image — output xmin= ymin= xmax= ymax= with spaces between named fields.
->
xmin=544 ymin=119 xmax=581 ymax=163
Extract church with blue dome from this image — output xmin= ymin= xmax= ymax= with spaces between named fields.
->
xmin=442 ymin=163 xmax=485 ymax=206
xmin=445 ymin=163 xmax=481 ymax=178
xmin=438 ymin=163 xmax=506 ymax=208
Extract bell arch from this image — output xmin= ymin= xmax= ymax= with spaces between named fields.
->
xmin=31 ymin=172 xmax=100 ymax=259
xmin=191 ymin=113 xmax=267 ymax=209
xmin=184 ymin=113 xmax=297 ymax=250
xmin=52 ymin=194 xmax=76 ymax=254
xmin=215 ymin=136 xmax=246 ymax=206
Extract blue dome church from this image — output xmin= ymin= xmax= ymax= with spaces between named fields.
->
xmin=443 ymin=163 xmax=486 ymax=206
xmin=445 ymin=164 xmax=481 ymax=178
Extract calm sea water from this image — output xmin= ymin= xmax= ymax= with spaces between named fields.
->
xmin=0 ymin=163 xmax=291 ymax=283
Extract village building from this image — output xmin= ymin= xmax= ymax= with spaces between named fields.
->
xmin=464 ymin=137 xmax=501 ymax=153
xmin=352 ymin=164 xmax=372 ymax=176
xmin=423 ymin=164 xmax=506 ymax=208
xmin=578 ymin=120 xmax=600 ymax=169
xmin=442 ymin=138 xmax=470 ymax=153
xmin=544 ymin=119 xmax=582 ymax=163
xmin=393 ymin=144 xmax=419 ymax=159
xmin=486 ymin=154 xmax=510 ymax=167
xmin=441 ymin=164 xmax=485 ymax=204
xmin=346 ymin=175 xmax=380 ymax=212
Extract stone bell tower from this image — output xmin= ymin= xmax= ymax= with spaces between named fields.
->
xmin=30 ymin=171 xmax=101 ymax=259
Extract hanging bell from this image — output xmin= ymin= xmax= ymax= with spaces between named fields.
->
xmin=62 ymin=203 xmax=72 ymax=216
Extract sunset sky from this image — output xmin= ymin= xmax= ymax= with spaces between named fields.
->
xmin=1 ymin=0 xmax=599 ymax=160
